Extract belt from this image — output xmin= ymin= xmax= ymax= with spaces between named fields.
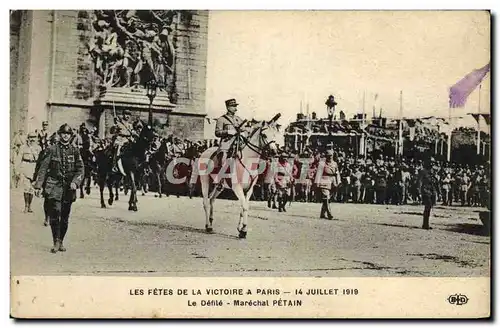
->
xmin=22 ymin=159 xmax=37 ymax=163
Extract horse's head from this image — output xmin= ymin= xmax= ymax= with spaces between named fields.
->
xmin=245 ymin=113 xmax=282 ymax=156
xmin=139 ymin=124 xmax=156 ymax=143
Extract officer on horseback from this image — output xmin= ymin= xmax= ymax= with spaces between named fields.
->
xmin=112 ymin=110 xmax=137 ymax=172
xmin=215 ymin=98 xmax=244 ymax=160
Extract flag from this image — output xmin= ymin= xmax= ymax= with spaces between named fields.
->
xmin=449 ymin=62 xmax=490 ymax=108
xmin=480 ymin=113 xmax=491 ymax=126
xmin=470 ymin=113 xmax=481 ymax=124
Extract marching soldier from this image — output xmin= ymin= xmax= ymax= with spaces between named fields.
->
xmin=215 ymin=98 xmax=244 ymax=160
xmin=36 ymin=133 xmax=60 ymax=227
xmin=417 ymin=157 xmax=438 ymax=230
xmin=274 ymin=151 xmax=292 ymax=212
xmin=34 ymin=123 xmax=84 ymax=253
xmin=317 ymin=149 xmax=339 ymax=220
xmin=37 ymin=121 xmax=50 ymax=151
xmin=16 ymin=132 xmax=41 ymax=213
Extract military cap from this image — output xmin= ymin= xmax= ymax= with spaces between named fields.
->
xmin=225 ymin=98 xmax=239 ymax=107
xmin=57 ymin=123 xmax=73 ymax=135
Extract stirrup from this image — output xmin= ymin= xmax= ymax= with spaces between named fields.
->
xmin=215 ymin=181 xmax=225 ymax=191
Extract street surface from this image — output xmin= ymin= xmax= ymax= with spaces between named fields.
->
xmin=11 ymin=188 xmax=490 ymax=277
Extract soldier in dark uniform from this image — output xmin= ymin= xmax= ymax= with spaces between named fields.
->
xmin=418 ymin=157 xmax=438 ymax=230
xmin=34 ymin=124 xmax=84 ymax=253
xmin=35 ymin=133 xmax=59 ymax=227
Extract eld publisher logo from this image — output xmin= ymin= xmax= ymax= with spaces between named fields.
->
xmin=448 ymin=294 xmax=469 ymax=306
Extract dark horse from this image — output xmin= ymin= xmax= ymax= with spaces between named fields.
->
xmin=94 ymin=140 xmax=123 ymax=209
xmin=119 ymin=125 xmax=155 ymax=211
xmin=78 ymin=132 xmax=96 ymax=199
xmin=148 ymin=138 xmax=169 ymax=198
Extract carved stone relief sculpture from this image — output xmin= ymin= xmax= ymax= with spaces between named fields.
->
xmin=89 ymin=10 xmax=177 ymax=94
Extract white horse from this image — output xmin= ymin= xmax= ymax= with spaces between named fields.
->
xmin=197 ymin=114 xmax=282 ymax=238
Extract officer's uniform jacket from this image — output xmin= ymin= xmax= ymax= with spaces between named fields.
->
xmin=115 ymin=119 xmax=135 ymax=146
xmin=215 ymin=113 xmax=244 ymax=151
xmin=17 ymin=143 xmax=41 ymax=181
xmin=275 ymin=160 xmax=292 ymax=189
xmin=317 ymin=160 xmax=339 ymax=190
xmin=34 ymin=141 xmax=84 ymax=201
xmin=418 ymin=167 xmax=438 ymax=198
xmin=37 ymin=130 xmax=49 ymax=150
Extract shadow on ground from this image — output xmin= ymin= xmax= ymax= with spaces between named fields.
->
xmin=441 ymin=223 xmax=490 ymax=237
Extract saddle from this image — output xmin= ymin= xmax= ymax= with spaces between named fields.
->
xmin=211 ymin=136 xmax=243 ymax=175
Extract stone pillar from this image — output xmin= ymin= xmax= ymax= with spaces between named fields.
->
xmin=23 ymin=11 xmax=51 ymax=133
xmin=11 ymin=10 xmax=32 ymax=136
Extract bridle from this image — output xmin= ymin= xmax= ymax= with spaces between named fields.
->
xmin=239 ymin=125 xmax=277 ymax=158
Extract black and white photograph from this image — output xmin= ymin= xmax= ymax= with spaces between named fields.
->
xmin=9 ymin=8 xmax=491 ymax=318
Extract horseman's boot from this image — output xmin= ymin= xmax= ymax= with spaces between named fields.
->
xmin=112 ymin=146 xmax=120 ymax=173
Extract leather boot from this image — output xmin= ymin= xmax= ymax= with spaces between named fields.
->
xmin=324 ymin=200 xmax=334 ymax=220
xmin=320 ymin=201 xmax=326 ymax=219
xmin=58 ymin=240 xmax=66 ymax=252
xmin=51 ymin=239 xmax=60 ymax=253
xmin=27 ymin=193 xmax=33 ymax=212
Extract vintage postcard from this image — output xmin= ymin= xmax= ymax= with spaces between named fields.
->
xmin=9 ymin=9 xmax=491 ymax=318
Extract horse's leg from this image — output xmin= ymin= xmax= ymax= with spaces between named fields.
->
xmin=144 ymin=173 xmax=149 ymax=194
xmin=272 ymin=189 xmax=278 ymax=209
xmin=108 ymin=175 xmax=114 ymax=206
xmin=156 ymin=168 xmax=162 ymax=198
xmin=138 ymin=172 xmax=145 ymax=196
xmin=80 ymin=166 xmax=86 ymax=199
xmin=80 ymin=177 xmax=85 ymax=199
xmin=128 ymin=172 xmax=138 ymax=211
xmin=233 ymin=184 xmax=250 ymax=239
xmin=115 ymin=176 xmax=120 ymax=200
xmin=201 ymin=174 xmax=214 ymax=232
xmin=85 ymin=169 xmax=92 ymax=195
xmin=207 ymin=184 xmax=224 ymax=231
xmin=99 ymin=176 xmax=106 ymax=208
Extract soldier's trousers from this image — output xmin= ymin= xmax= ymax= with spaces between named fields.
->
xmin=422 ymin=194 xmax=434 ymax=228
xmin=45 ymin=198 xmax=73 ymax=244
